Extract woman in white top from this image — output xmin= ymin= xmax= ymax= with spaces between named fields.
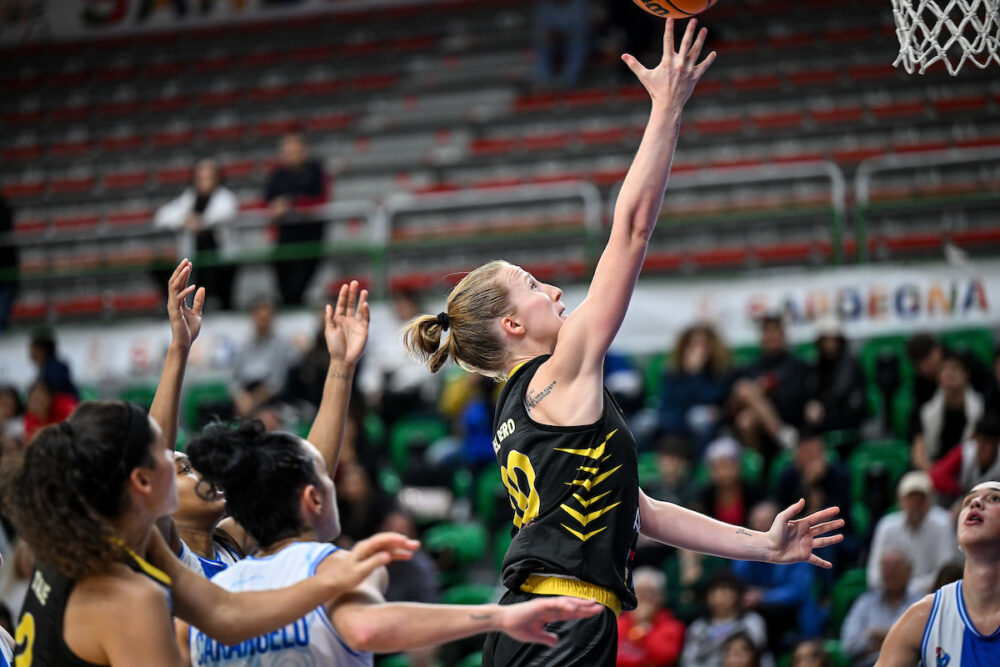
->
xmin=154 ymin=159 xmax=238 ymax=310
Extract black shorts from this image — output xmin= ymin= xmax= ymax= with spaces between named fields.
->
xmin=481 ymin=588 xmax=619 ymax=667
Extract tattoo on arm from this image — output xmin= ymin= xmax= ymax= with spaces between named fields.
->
xmin=470 ymin=613 xmax=492 ymax=621
xmin=328 ymin=371 xmax=350 ymax=381
xmin=525 ymin=381 xmax=556 ymax=411
xmin=736 ymin=528 xmax=753 ymax=537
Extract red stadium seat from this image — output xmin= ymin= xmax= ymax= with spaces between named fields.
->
xmin=51 ymin=214 xmax=99 ymax=232
xmin=111 ymin=291 xmax=163 ymax=313
xmin=106 ymin=210 xmax=153 ymax=226
xmin=12 ymin=301 xmax=48 ymax=323
xmin=788 ymin=69 xmax=840 ymax=86
xmin=870 ymin=100 xmax=925 ymax=119
xmin=693 ymin=117 xmax=745 ymax=134
xmin=306 ymin=112 xmax=354 ymax=132
xmin=3 ymin=110 xmax=44 ymax=125
xmin=751 ymin=111 xmax=804 ymax=130
xmin=578 ymin=127 xmax=627 ymax=146
xmin=1 ymin=180 xmax=44 ymax=200
xmin=731 ymin=74 xmax=782 ymax=92
xmin=49 ymin=176 xmax=96 ymax=196
xmin=156 ymin=166 xmax=192 ymax=185
xmin=147 ymin=94 xmax=189 ymax=113
xmin=99 ymin=99 xmax=142 ymax=117
xmin=49 ymin=104 xmax=91 ymax=123
xmin=932 ymin=95 xmax=988 ymax=114
xmin=523 ymin=132 xmax=568 ymax=151
xmin=152 ymin=129 xmax=195 ymax=148
xmin=103 ymin=170 xmax=148 ymax=192
xmin=811 ymin=105 xmax=864 ymax=124
xmin=2 ymin=145 xmax=42 ymax=162
xmin=470 ymin=137 xmax=518 ymax=155
xmin=102 ymin=134 xmax=144 ymax=152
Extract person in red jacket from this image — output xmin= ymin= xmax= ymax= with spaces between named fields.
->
xmin=617 ymin=567 xmax=685 ymax=667
xmin=929 ymin=411 xmax=1000 ymax=500
xmin=22 ymin=378 xmax=77 ymax=442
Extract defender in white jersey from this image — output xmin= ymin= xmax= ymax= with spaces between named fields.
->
xmin=877 ymin=480 xmax=1000 ymax=666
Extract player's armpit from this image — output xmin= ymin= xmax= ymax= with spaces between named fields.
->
xmin=874 ymin=595 xmax=934 ymax=667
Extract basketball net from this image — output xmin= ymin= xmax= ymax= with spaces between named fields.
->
xmin=891 ymin=0 xmax=1000 ymax=74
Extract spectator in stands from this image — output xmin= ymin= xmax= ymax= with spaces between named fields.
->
xmin=694 ymin=436 xmax=762 ymax=527
xmin=911 ymin=351 xmax=983 ymax=470
xmin=264 ymin=131 xmax=328 ymax=306
xmin=154 ymin=158 xmax=238 ymax=310
xmin=804 ymin=315 xmax=865 ymax=433
xmin=378 ymin=510 xmax=439 ymax=605
xmin=841 ymin=549 xmax=919 ymax=667
xmin=0 ymin=386 xmax=24 ymax=445
xmin=681 ymin=572 xmax=768 ymax=667
xmin=28 ymin=327 xmax=78 ymax=399
xmin=866 ymin=471 xmax=958 ymax=595
xmin=660 ymin=323 xmax=731 ymax=452
xmin=733 ymin=500 xmax=824 ymax=650
xmin=533 ymin=0 xmax=590 ymax=90
xmin=721 ymin=632 xmax=765 ymax=667
xmin=335 ymin=461 xmax=395 ymax=547
xmin=730 ymin=314 xmax=807 ymax=459
xmin=358 ymin=289 xmax=440 ymax=426
xmin=229 ymin=295 xmax=298 ymax=417
xmin=616 ymin=566 xmax=685 ymax=667
xmin=22 ymin=379 xmax=77 ymax=443
xmin=645 ymin=434 xmax=697 ymax=507
xmin=930 ymin=411 xmax=1000 ymax=500
xmin=930 ymin=560 xmax=964 ymax=591
xmin=284 ymin=310 xmax=333 ymax=412
xmin=0 ymin=195 xmax=17 ymax=332
xmin=906 ymin=334 xmax=942 ymax=424
xmin=790 ymin=639 xmax=831 ymax=667
xmin=775 ymin=433 xmax=851 ymax=520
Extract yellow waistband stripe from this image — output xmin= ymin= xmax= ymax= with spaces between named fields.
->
xmin=519 ymin=574 xmax=622 ymax=617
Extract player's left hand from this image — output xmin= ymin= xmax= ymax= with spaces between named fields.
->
xmin=325 ymin=280 xmax=369 ymax=366
xmin=766 ymin=499 xmax=844 ymax=568
xmin=167 ymin=258 xmax=205 ymax=350
xmin=498 ymin=597 xmax=603 ymax=646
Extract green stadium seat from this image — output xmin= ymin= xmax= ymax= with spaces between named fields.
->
xmin=831 ymin=568 xmax=868 ymax=629
xmin=78 ymin=384 xmax=100 ymax=401
xmin=119 ymin=384 xmax=157 ymax=410
xmin=792 ymin=341 xmax=818 ymax=364
xmin=642 ymin=351 xmax=669 ymax=406
xmin=494 ymin=530 xmax=512 ymax=571
xmin=377 ymin=654 xmax=411 ymax=667
xmin=848 ymin=440 xmax=910 ymax=510
xmin=441 ymin=583 xmax=495 ymax=606
xmin=695 ymin=448 xmax=765 ymax=487
xmin=389 ymin=416 xmax=449 ymax=473
xmin=732 ymin=345 xmax=761 ymax=368
xmin=476 ymin=469 xmax=506 ymax=528
xmin=424 ymin=521 xmax=488 ymax=567
xmin=941 ymin=328 xmax=995 ymax=367
xmin=638 ymin=451 xmax=660 ymax=488
xmin=824 ymin=639 xmax=850 ymax=667
xmin=182 ymin=381 xmax=231 ymax=431
xmin=456 ymin=652 xmax=483 ymax=667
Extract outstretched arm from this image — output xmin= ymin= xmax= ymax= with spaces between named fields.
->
xmin=551 ymin=19 xmax=715 ymax=380
xmin=638 ymin=491 xmax=844 ymax=567
xmin=306 ymin=280 xmax=369 ymax=475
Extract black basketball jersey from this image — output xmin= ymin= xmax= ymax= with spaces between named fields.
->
xmin=14 ymin=550 xmax=172 ymax=666
xmin=493 ymin=355 xmax=640 ymax=612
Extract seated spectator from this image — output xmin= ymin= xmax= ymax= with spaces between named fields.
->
xmin=154 ymin=158 xmax=237 ymax=310
xmin=866 ymin=471 xmax=958 ymax=595
xmin=733 ymin=501 xmax=824 ymax=650
xmin=378 ymin=510 xmax=439 ymax=605
xmin=776 ymin=433 xmax=851 ymax=519
xmin=730 ymin=314 xmax=808 ymax=459
xmin=791 ymin=639 xmax=832 ymax=667
xmin=264 ymin=131 xmax=329 ymax=306
xmin=840 ymin=550 xmax=920 ymax=667
xmin=803 ymin=315 xmax=865 ymax=432
xmin=359 ymin=289 xmax=440 ymax=426
xmin=905 ymin=334 xmax=942 ymax=424
xmin=533 ymin=0 xmax=590 ymax=90
xmin=0 ymin=386 xmax=24 ymax=444
xmin=693 ymin=436 xmax=762 ymax=527
xmin=644 ymin=434 xmax=697 ymax=507
xmin=335 ymin=461 xmax=396 ymax=547
xmin=681 ymin=572 xmax=768 ymax=667
xmin=229 ymin=296 xmax=299 ymax=417
xmin=660 ymin=323 xmax=731 ymax=451
xmin=28 ymin=328 xmax=78 ymax=399
xmin=930 ymin=411 xmax=1000 ymax=500
xmin=721 ymin=632 xmax=765 ymax=667
xmin=616 ymin=567 xmax=685 ymax=667
xmin=283 ymin=309 xmax=333 ymax=412
xmin=912 ymin=352 xmax=983 ymax=470
xmin=22 ymin=379 xmax=77 ymax=443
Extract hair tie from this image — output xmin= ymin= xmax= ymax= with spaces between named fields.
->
xmin=58 ymin=421 xmax=73 ymax=438
xmin=435 ymin=312 xmax=450 ymax=331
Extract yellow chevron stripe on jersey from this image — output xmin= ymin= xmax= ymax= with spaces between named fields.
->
xmin=573 ymin=491 xmax=611 ymax=508
xmin=560 ymin=501 xmax=622 ymax=527
xmin=578 ymin=466 xmax=599 ymax=474
xmin=566 ymin=465 xmax=622 ymax=491
xmin=554 ymin=429 xmax=618 ymax=459
xmin=561 ymin=524 xmax=608 ymax=542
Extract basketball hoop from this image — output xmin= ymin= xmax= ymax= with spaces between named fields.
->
xmin=891 ymin=0 xmax=1000 ymax=75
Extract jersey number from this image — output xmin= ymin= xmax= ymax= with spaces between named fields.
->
xmin=501 ymin=450 xmax=540 ymax=529
xmin=14 ymin=612 xmax=34 ymax=666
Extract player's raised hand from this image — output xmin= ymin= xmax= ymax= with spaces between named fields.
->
xmin=325 ymin=280 xmax=370 ymax=366
xmin=497 ymin=597 xmax=604 ymax=647
xmin=621 ymin=17 xmax=716 ymax=111
xmin=766 ymin=499 xmax=845 ymax=568
xmin=167 ymin=258 xmax=205 ymax=350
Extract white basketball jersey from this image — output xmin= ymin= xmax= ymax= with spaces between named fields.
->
xmin=178 ymin=538 xmax=241 ymax=579
xmin=188 ymin=541 xmax=372 ymax=667
xmin=921 ymin=580 xmax=1000 ymax=667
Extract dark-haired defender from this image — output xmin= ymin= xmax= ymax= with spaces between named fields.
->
xmin=876 ymin=481 xmax=1000 ymax=666
xmin=402 ymin=19 xmax=843 ymax=667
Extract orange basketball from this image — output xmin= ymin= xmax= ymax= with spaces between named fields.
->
xmin=631 ymin=0 xmax=718 ymax=18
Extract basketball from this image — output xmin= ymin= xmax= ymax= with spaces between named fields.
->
xmin=631 ymin=0 xmax=718 ymax=18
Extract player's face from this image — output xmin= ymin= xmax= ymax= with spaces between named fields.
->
xmin=173 ymin=452 xmax=227 ymax=525
xmin=503 ymin=264 xmax=566 ymax=347
xmin=147 ymin=418 xmax=179 ymax=518
xmin=301 ymin=440 xmax=341 ymax=542
xmin=957 ymin=482 xmax=1000 ymax=547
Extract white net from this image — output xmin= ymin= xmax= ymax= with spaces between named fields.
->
xmin=892 ymin=0 xmax=1000 ymax=75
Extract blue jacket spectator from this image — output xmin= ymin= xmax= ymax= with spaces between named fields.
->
xmin=660 ymin=324 xmax=731 ymax=452
xmin=29 ymin=329 xmax=78 ymax=400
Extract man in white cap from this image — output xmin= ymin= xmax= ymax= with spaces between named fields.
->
xmin=875 ymin=481 xmax=1000 ymax=666
xmin=866 ymin=471 xmax=958 ymax=596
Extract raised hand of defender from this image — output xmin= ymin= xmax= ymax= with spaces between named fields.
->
xmin=498 ymin=597 xmax=603 ymax=647
xmin=325 ymin=280 xmax=370 ymax=366
xmin=766 ymin=499 xmax=845 ymax=568
xmin=621 ymin=18 xmax=716 ymax=111
xmin=167 ymin=259 xmax=205 ymax=350
xmin=319 ymin=532 xmax=418 ymax=596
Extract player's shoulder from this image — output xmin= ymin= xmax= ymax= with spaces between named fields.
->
xmin=874 ymin=594 xmax=936 ymax=667
xmin=74 ymin=564 xmax=169 ymax=617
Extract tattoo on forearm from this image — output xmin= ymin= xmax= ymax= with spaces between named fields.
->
xmin=470 ymin=613 xmax=492 ymax=621
xmin=525 ymin=381 xmax=556 ymax=410
xmin=328 ymin=371 xmax=350 ymax=381
xmin=736 ymin=528 xmax=753 ymax=537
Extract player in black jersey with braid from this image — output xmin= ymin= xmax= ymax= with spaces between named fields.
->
xmin=403 ymin=18 xmax=845 ymax=667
